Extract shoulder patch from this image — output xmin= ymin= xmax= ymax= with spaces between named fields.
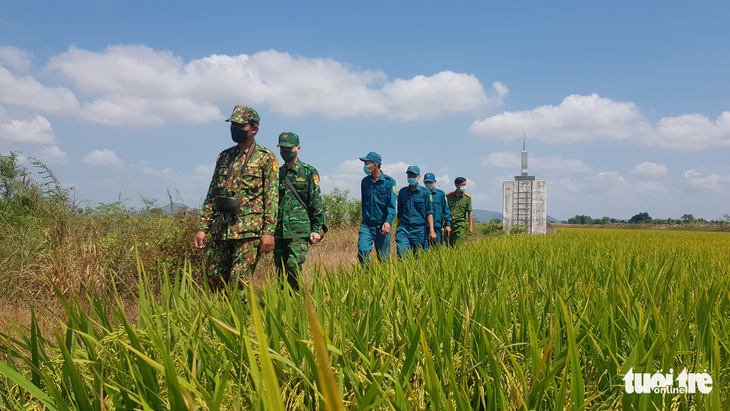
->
xmin=464 ymin=193 xmax=471 ymax=198
xmin=313 ymin=175 xmax=320 ymax=186
xmin=272 ymin=161 xmax=279 ymax=173
xmin=393 ymin=186 xmax=397 ymax=194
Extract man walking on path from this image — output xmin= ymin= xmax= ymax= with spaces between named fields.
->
xmin=194 ymin=105 xmax=279 ymax=294
xmin=357 ymin=152 xmax=397 ymax=265
xmin=423 ymin=172 xmax=451 ymax=246
xmin=274 ymin=132 xmax=325 ymax=291
xmin=446 ymin=177 xmax=473 ymax=246
xmin=396 ymin=166 xmax=437 ymax=256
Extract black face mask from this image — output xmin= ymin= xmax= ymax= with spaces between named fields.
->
xmin=280 ymin=149 xmax=297 ymax=163
xmin=231 ymin=127 xmax=249 ymax=143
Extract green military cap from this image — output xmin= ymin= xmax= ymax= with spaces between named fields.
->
xmin=277 ymin=132 xmax=300 ymax=147
xmin=226 ymin=105 xmax=260 ymax=124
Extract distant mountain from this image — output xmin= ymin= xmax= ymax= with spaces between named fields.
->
xmin=472 ymin=209 xmax=503 ymax=223
xmin=472 ymin=209 xmax=561 ymax=224
xmin=162 ymin=202 xmax=189 ymax=214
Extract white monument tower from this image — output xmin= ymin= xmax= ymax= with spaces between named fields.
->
xmin=502 ymin=138 xmax=547 ymax=234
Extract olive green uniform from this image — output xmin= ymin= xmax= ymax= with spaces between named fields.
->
xmin=446 ymin=191 xmax=472 ymax=246
xmin=274 ymin=159 xmax=324 ymax=290
xmin=198 ymin=143 xmax=279 ymax=288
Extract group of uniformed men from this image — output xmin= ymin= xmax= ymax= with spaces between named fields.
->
xmin=193 ymin=105 xmax=473 ymax=293
xmin=357 ymin=152 xmax=473 ymax=265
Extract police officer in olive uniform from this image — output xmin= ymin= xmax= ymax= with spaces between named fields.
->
xmin=423 ymin=172 xmax=451 ymax=246
xmin=396 ymin=166 xmax=437 ymax=257
xmin=274 ymin=132 xmax=325 ymax=291
xmin=446 ymin=176 xmax=473 ymax=246
xmin=358 ymin=152 xmax=397 ymax=265
xmin=194 ymin=105 xmax=279 ymax=292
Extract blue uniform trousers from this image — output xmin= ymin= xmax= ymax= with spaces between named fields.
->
xmin=358 ymin=224 xmax=391 ymax=265
xmin=396 ymin=225 xmax=428 ymax=257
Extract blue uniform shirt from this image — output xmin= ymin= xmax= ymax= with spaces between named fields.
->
xmin=361 ymin=173 xmax=397 ymax=227
xmin=430 ymin=188 xmax=452 ymax=229
xmin=397 ymin=185 xmax=433 ymax=227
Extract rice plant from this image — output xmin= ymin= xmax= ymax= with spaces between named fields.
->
xmin=1 ymin=228 xmax=728 ymax=410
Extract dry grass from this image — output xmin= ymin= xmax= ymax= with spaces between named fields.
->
xmin=0 ymin=222 xmax=362 ymax=336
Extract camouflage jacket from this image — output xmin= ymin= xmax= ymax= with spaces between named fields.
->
xmin=276 ymin=159 xmax=325 ymax=239
xmin=198 ymin=143 xmax=279 ymax=240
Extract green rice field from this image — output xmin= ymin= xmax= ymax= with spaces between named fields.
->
xmin=1 ymin=227 xmax=728 ymax=410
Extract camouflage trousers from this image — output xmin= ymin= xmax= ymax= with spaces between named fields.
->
xmin=274 ymin=237 xmax=309 ymax=291
xmin=204 ymin=238 xmax=261 ymax=292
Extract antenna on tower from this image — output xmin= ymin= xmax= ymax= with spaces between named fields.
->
xmin=523 ymin=132 xmax=526 ymax=151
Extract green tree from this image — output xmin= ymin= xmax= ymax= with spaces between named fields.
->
xmin=628 ymin=212 xmax=651 ymax=224
xmin=681 ymin=214 xmax=695 ymax=224
xmin=322 ymin=188 xmax=361 ymax=228
xmin=568 ymin=215 xmax=593 ymax=224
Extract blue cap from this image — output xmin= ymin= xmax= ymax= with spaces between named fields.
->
xmin=359 ymin=152 xmax=382 ymax=166
xmin=423 ymin=172 xmax=436 ymax=182
xmin=406 ymin=165 xmax=420 ymax=175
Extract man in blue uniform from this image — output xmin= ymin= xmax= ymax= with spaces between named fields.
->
xmin=396 ymin=166 xmax=437 ymax=257
xmin=423 ymin=172 xmax=451 ymax=246
xmin=358 ymin=152 xmax=397 ymax=265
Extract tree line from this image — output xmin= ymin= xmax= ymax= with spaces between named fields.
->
xmin=566 ymin=211 xmax=730 ymax=225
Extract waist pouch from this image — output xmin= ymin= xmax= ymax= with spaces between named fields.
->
xmin=215 ymin=196 xmax=241 ymax=213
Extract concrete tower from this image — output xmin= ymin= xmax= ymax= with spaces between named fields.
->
xmin=502 ymin=138 xmax=547 ymax=234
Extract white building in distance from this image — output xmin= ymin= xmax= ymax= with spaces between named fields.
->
xmin=502 ymin=141 xmax=547 ymax=234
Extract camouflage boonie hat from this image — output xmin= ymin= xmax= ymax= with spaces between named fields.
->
xmin=277 ymin=132 xmax=300 ymax=147
xmin=226 ymin=105 xmax=260 ymax=124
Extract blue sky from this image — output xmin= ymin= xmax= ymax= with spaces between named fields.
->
xmin=2 ymin=0 xmax=729 ymax=220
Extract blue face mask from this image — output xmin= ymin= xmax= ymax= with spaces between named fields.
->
xmin=364 ymin=165 xmax=371 ymax=176
xmin=408 ymin=178 xmax=418 ymax=186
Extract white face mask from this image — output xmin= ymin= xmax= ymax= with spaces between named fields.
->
xmin=459 ymin=185 xmax=467 ymax=193
xmin=424 ymin=182 xmax=435 ymax=191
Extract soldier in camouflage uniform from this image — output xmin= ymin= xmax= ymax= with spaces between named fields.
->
xmin=274 ymin=132 xmax=325 ymax=291
xmin=194 ymin=105 xmax=279 ymax=293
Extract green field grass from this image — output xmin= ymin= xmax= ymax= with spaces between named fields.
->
xmin=1 ymin=227 xmax=728 ymax=410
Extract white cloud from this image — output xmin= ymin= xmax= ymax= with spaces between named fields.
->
xmin=0 ymin=46 xmax=33 ymax=72
xmin=83 ymin=149 xmax=124 ymax=167
xmin=481 ymin=152 xmax=519 ymax=168
xmin=0 ymin=114 xmax=56 ymax=144
xmin=470 ymin=93 xmax=650 ymax=143
xmin=0 ymin=65 xmax=79 ymax=114
xmin=139 ymin=165 xmax=170 ymax=175
xmin=381 ymin=161 xmax=410 ymax=180
xmin=650 ymin=112 xmax=730 ymax=151
xmin=631 ymin=162 xmax=668 ymax=177
xmin=36 ymin=145 xmax=68 ymax=165
xmin=634 ymin=181 xmax=668 ymax=194
xmin=319 ymin=159 xmax=364 ymax=196
xmin=682 ymin=169 xmax=730 ymax=192
xmin=381 ymin=71 xmax=497 ymax=121
xmin=77 ymin=96 xmax=221 ymax=128
xmin=470 ymin=93 xmax=730 ymax=151
xmin=40 ymin=45 xmax=494 ymax=126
